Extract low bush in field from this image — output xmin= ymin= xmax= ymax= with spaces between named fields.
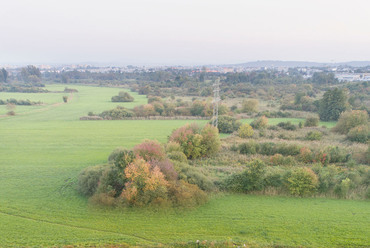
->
xmin=238 ymin=141 xmax=301 ymax=156
xmin=304 ymin=117 xmax=319 ymax=127
xmin=96 ymin=164 xmax=126 ymax=197
xmin=238 ymin=141 xmax=260 ymax=155
xmin=111 ymin=91 xmax=134 ymax=102
xmin=174 ymin=161 xmax=215 ymax=191
xmin=325 ymin=146 xmax=349 ymax=163
xmin=250 ymin=116 xmax=268 ymax=129
xmin=270 ymin=154 xmax=295 ymax=166
xmin=169 ymin=123 xmax=220 ymax=159
xmin=298 ymin=147 xmax=314 ymax=163
xmin=305 ymin=131 xmax=323 ymax=141
xmin=225 ymin=160 xmax=266 ymax=193
xmin=0 ymin=98 xmax=42 ymax=105
xmin=78 ymin=135 xmax=213 ymax=207
xmin=347 ymin=125 xmax=369 ymax=143
xmin=77 ymin=164 xmax=106 ymax=196
xmin=98 ymin=106 xmax=135 ymax=120
xmin=333 ymin=110 xmax=368 ymax=134
xmin=216 ymin=115 xmax=241 ymax=134
xmin=238 ymin=123 xmax=254 ymax=138
xmin=286 ymin=167 xmax=318 ymax=197
xmin=277 ymin=121 xmax=297 ymax=131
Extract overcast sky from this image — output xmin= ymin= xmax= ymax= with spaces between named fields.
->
xmin=1 ymin=0 xmax=370 ymax=65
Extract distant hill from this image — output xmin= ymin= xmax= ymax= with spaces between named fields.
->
xmin=229 ymin=60 xmax=370 ymax=68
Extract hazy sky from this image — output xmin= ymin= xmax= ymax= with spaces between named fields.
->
xmin=1 ymin=0 xmax=370 ymax=65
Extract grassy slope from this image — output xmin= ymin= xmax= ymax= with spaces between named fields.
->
xmin=0 ymin=85 xmax=368 ymax=247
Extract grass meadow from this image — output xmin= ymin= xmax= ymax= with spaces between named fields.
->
xmin=0 ymin=85 xmax=369 ymax=247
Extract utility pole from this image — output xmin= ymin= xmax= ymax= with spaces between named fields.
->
xmin=212 ymin=78 xmax=221 ymax=127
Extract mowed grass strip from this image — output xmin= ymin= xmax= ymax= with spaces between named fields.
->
xmin=0 ymin=84 xmax=368 ymax=247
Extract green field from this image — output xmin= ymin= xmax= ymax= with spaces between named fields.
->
xmin=0 ymin=85 xmax=369 ymax=247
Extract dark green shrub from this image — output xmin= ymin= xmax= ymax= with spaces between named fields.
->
xmin=347 ymin=125 xmax=369 ymax=143
xmin=366 ymin=146 xmax=370 ymax=165
xmin=99 ymin=106 xmax=134 ymax=120
xmin=97 ymin=164 xmax=126 ymax=197
xmin=77 ymin=164 xmax=106 ymax=196
xmin=267 ymin=125 xmax=279 ymax=131
xmin=108 ymin=148 xmax=135 ymax=170
xmin=264 ymin=167 xmax=284 ymax=188
xmin=62 ymin=96 xmax=68 ymax=103
xmin=286 ymin=167 xmax=318 ymax=197
xmin=314 ymin=164 xmax=338 ymax=193
xmin=304 ymin=117 xmax=319 ymax=127
xmin=305 ymin=131 xmax=323 ymax=141
xmin=239 ymin=141 xmax=260 ymax=155
xmin=174 ymin=162 xmax=215 ymax=191
xmin=277 ymin=121 xmax=297 ymax=131
xmin=225 ymin=160 xmax=266 ymax=192
xmin=216 ymin=115 xmax=241 ymax=134
xmin=259 ymin=142 xmax=275 ymax=155
xmin=319 ymin=88 xmax=347 ymax=121
xmin=275 ymin=143 xmax=301 ymax=156
xmin=111 ymin=91 xmax=134 ymax=102
xmin=326 ymin=146 xmax=349 ymax=163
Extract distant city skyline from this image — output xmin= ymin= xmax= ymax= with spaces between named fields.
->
xmin=1 ymin=0 xmax=370 ymax=66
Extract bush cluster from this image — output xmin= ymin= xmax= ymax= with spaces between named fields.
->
xmin=78 ymin=138 xmax=210 ymax=207
xmin=111 ymin=91 xmax=134 ymax=102
xmin=333 ymin=110 xmax=368 ymax=134
xmin=78 ymin=123 xmax=221 ymax=208
xmin=347 ymin=125 xmax=369 ymax=143
xmin=256 ymin=111 xmax=292 ymax=118
xmin=250 ymin=116 xmax=268 ymax=129
xmin=224 ymin=159 xmax=368 ymax=198
xmin=304 ymin=117 xmax=319 ymax=127
xmin=305 ymin=131 xmax=323 ymax=141
xmin=98 ymin=106 xmax=134 ymax=119
xmin=277 ymin=121 xmax=297 ymax=131
xmin=215 ymin=115 xmax=241 ymax=134
xmin=169 ymin=124 xmax=220 ymax=159
xmin=0 ymin=98 xmax=42 ymax=105
xmin=238 ymin=141 xmax=301 ymax=156
xmin=238 ymin=123 xmax=254 ymax=138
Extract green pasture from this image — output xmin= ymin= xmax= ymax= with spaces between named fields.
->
xmin=0 ymin=84 xmax=368 ymax=247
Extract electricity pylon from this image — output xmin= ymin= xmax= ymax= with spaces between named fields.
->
xmin=212 ymin=78 xmax=221 ymax=127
